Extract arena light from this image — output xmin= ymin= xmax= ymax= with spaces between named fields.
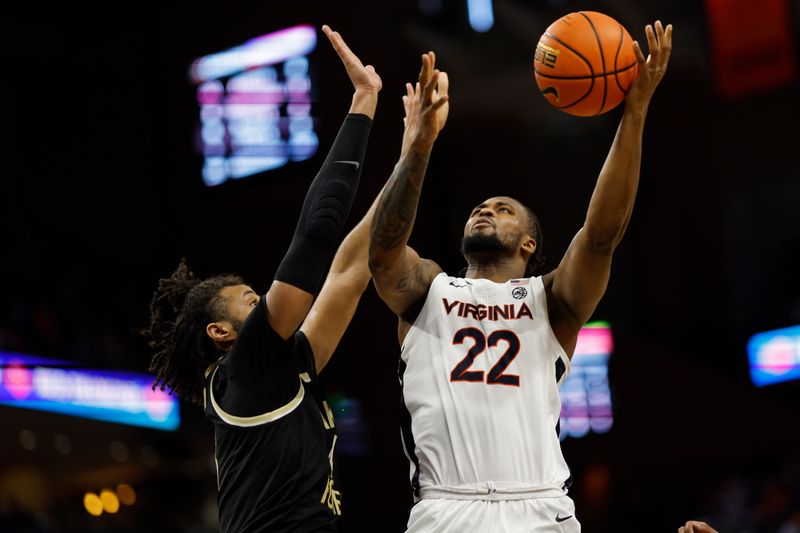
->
xmin=116 ymin=483 xmax=136 ymax=506
xmin=190 ymin=25 xmax=316 ymax=83
xmin=559 ymin=321 xmax=613 ymax=440
xmin=100 ymin=489 xmax=120 ymax=514
xmin=84 ymin=492 xmax=103 ymax=517
xmin=748 ymin=325 xmax=800 ymax=387
xmin=467 ymin=0 xmax=494 ymax=32
xmin=0 ymin=352 xmax=180 ymax=431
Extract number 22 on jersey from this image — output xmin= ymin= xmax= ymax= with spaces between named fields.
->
xmin=450 ymin=327 xmax=520 ymax=386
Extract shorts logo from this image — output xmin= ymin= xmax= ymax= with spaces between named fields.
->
xmin=555 ymin=514 xmax=573 ymax=523
xmin=511 ymin=287 xmax=527 ymax=299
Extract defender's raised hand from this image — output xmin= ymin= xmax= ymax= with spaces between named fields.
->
xmin=403 ymin=52 xmax=449 ymax=150
xmin=322 ymin=25 xmax=381 ymax=93
xmin=323 ymin=25 xmax=381 ymax=118
xmin=627 ymin=20 xmax=672 ymax=111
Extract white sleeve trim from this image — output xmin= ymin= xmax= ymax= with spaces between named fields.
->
xmin=209 ymin=366 xmax=305 ymax=427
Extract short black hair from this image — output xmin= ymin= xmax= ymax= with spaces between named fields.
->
xmin=458 ymin=198 xmax=545 ymax=278
xmin=141 ymin=259 xmax=245 ymax=405
xmin=520 ymin=203 xmax=545 ymax=277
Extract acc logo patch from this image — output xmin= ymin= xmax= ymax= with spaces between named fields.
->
xmin=512 ymin=287 xmax=528 ymax=300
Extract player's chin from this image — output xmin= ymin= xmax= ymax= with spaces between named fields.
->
xmin=471 ymin=224 xmax=495 ymax=234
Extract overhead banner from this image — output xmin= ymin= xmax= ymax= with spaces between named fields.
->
xmin=191 ymin=25 xmax=319 ymax=186
xmin=705 ymin=0 xmax=797 ymax=99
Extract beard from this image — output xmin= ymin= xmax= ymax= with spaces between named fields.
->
xmin=226 ymin=314 xmax=245 ymax=334
xmin=461 ymin=231 xmax=509 ymax=256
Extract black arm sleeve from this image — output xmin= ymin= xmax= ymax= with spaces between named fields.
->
xmin=274 ymin=113 xmax=373 ymax=294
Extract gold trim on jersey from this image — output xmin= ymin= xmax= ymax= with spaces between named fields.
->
xmin=208 ymin=366 xmax=305 ymax=427
xmin=321 ymin=434 xmax=341 ymax=515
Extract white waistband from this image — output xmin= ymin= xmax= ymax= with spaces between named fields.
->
xmin=418 ymin=482 xmax=565 ymax=501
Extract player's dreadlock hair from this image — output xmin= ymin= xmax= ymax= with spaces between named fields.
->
xmin=521 ymin=203 xmax=546 ymax=277
xmin=141 ymin=259 xmax=245 ymax=405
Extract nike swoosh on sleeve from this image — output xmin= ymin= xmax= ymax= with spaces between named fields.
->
xmin=333 ymin=160 xmax=360 ymax=169
xmin=334 ymin=161 xmax=361 ymax=168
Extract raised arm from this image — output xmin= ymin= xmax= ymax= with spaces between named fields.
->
xmin=300 ymin=187 xmax=384 ymax=372
xmin=266 ymin=25 xmax=381 ymax=339
xmin=545 ymin=21 xmax=673 ymax=354
xmin=368 ymin=52 xmax=449 ymax=319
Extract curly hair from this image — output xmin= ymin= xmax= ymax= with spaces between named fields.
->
xmin=141 ymin=259 xmax=245 ymax=405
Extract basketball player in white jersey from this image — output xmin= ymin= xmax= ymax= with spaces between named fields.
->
xmin=368 ymin=21 xmax=672 ymax=532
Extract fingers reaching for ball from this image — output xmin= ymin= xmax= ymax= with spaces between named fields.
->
xmin=678 ymin=521 xmax=719 ymax=533
xmin=401 ymin=51 xmax=450 ymax=151
xmin=627 ymin=19 xmax=673 ymax=111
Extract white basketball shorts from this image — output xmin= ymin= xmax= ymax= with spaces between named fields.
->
xmin=406 ymin=495 xmax=580 ymax=533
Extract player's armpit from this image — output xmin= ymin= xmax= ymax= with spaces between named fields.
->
xmin=265 ymin=281 xmax=315 ymax=340
xmin=545 ymin=227 xmax=612 ymax=354
xmin=397 ymin=317 xmax=414 ymax=346
xmin=371 ymin=245 xmax=442 ymax=319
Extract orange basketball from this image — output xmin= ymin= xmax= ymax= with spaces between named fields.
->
xmin=534 ymin=11 xmax=639 ymax=116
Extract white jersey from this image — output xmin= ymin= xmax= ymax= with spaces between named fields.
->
xmin=400 ymin=273 xmax=572 ymax=500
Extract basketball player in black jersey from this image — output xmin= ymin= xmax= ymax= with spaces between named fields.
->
xmin=143 ymin=26 xmax=382 ymax=532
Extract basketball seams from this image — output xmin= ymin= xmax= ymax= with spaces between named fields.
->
xmin=578 ymin=12 xmax=607 ymax=115
xmin=541 ymin=32 xmax=595 ymax=110
xmin=542 ymin=32 xmax=595 ymax=76
xmin=534 ymin=61 xmax=637 ymax=80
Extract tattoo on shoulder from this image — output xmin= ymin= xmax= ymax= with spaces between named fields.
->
xmin=396 ymin=260 xmax=436 ymax=293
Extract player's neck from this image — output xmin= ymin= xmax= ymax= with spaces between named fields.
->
xmin=464 ymin=257 xmax=525 ymax=283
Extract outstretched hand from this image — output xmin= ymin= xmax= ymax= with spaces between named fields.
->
xmin=322 ymin=24 xmax=382 ymax=96
xmin=678 ymin=521 xmax=719 ymax=533
xmin=400 ymin=51 xmax=449 ymax=153
xmin=626 ymin=20 xmax=672 ymax=111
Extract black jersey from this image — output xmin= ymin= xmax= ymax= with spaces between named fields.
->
xmin=204 ymin=295 xmax=339 ymax=532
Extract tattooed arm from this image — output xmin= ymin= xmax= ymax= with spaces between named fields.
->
xmin=368 ymin=51 xmax=448 ymax=320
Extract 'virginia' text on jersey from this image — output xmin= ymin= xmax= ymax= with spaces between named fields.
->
xmin=442 ymin=298 xmax=535 ymax=321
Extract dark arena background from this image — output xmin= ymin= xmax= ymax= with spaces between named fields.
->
xmin=1 ymin=1 xmax=799 ymax=531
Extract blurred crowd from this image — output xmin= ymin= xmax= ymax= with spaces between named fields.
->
xmin=693 ymin=457 xmax=800 ymax=533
